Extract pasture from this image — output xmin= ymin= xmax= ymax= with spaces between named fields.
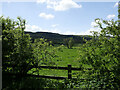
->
xmin=28 ymin=45 xmax=82 ymax=78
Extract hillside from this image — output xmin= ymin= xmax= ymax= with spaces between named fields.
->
xmin=25 ymin=31 xmax=92 ymax=44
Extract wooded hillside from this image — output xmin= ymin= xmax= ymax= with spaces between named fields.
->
xmin=25 ymin=31 xmax=92 ymax=44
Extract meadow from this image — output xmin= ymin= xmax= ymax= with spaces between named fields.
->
xmin=2 ymin=16 xmax=120 ymax=89
xmin=28 ymin=44 xmax=82 ymax=78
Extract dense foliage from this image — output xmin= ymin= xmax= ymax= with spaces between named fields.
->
xmin=1 ymin=16 xmax=56 ymax=89
xmin=2 ymin=15 xmax=120 ymax=89
xmin=79 ymin=19 xmax=120 ymax=88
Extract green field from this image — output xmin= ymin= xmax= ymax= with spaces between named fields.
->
xmin=28 ymin=45 xmax=82 ymax=77
xmin=52 ymin=46 xmax=80 ymax=67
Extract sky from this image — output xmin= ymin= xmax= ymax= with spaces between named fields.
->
xmin=0 ymin=0 xmax=119 ymax=35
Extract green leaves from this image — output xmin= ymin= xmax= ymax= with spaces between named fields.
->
xmin=2 ymin=16 xmax=56 ymax=74
xmin=78 ymin=18 xmax=120 ymax=88
xmin=32 ymin=38 xmax=56 ymax=66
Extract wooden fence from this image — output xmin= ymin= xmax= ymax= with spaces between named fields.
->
xmin=3 ymin=64 xmax=91 ymax=79
xmin=33 ymin=64 xmax=82 ymax=79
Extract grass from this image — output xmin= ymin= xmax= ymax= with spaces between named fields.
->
xmin=28 ymin=68 xmax=82 ymax=78
xmin=28 ymin=44 xmax=83 ymax=78
xmin=53 ymin=46 xmax=80 ymax=67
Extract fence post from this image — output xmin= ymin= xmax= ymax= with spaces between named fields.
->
xmin=68 ymin=64 xmax=72 ymax=79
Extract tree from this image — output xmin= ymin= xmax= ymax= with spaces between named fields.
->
xmin=78 ymin=19 xmax=120 ymax=88
xmin=2 ymin=16 xmax=33 ymax=74
xmin=32 ymin=38 xmax=56 ymax=66
xmin=2 ymin=16 xmax=55 ymax=75
xmin=64 ymin=37 xmax=74 ymax=49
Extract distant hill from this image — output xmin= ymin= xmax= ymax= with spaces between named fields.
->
xmin=25 ymin=31 xmax=92 ymax=45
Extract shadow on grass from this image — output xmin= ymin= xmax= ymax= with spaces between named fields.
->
xmin=2 ymin=72 xmax=67 ymax=89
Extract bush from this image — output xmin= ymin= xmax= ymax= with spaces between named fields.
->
xmin=1 ymin=16 xmax=56 ymax=89
xmin=78 ymin=19 xmax=120 ymax=88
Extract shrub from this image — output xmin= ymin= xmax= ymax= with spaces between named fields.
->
xmin=78 ymin=19 xmax=120 ymax=88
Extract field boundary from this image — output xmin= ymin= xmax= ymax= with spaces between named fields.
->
xmin=4 ymin=64 xmax=92 ymax=79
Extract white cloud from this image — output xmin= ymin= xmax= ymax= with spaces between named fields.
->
xmin=51 ymin=0 xmax=82 ymax=11
xmin=25 ymin=20 xmax=102 ymax=36
xmin=114 ymin=2 xmax=118 ymax=7
xmin=51 ymin=24 xmax=59 ymax=27
xmin=37 ymin=0 xmax=82 ymax=11
xmin=36 ymin=0 xmax=46 ymax=3
xmin=63 ymin=31 xmax=76 ymax=35
xmin=25 ymin=24 xmax=81 ymax=35
xmin=39 ymin=12 xmax=54 ymax=19
xmin=49 ymin=29 xmax=61 ymax=33
xmin=25 ymin=25 xmax=43 ymax=32
xmin=91 ymin=21 xmax=99 ymax=27
xmin=61 ymin=27 xmax=101 ymax=35
xmin=107 ymin=14 xmax=115 ymax=19
xmin=25 ymin=24 xmax=61 ymax=33
xmin=77 ymin=21 xmax=101 ymax=35
xmin=25 ymin=24 xmax=101 ymax=35
xmin=80 ymin=27 xmax=101 ymax=35
xmin=90 ymin=21 xmax=101 ymax=35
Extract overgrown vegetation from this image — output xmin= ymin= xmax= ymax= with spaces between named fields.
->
xmin=1 ymin=16 xmax=56 ymax=89
xmin=78 ymin=19 xmax=120 ymax=88
xmin=2 ymin=16 xmax=120 ymax=89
